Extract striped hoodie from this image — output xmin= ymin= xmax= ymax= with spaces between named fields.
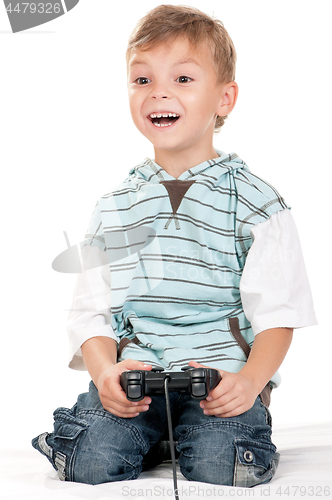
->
xmin=84 ymin=151 xmax=288 ymax=388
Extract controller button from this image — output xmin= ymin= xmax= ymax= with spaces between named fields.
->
xmin=191 ymin=368 xmax=205 ymax=379
xmin=127 ymin=372 xmax=141 ymax=380
xmin=127 ymin=385 xmax=142 ymax=400
xmin=192 ymin=382 xmax=207 ymax=398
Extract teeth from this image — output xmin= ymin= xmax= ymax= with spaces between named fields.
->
xmin=153 ymin=122 xmax=174 ymax=127
xmin=150 ymin=112 xmax=179 ymax=119
xmin=154 ymin=122 xmax=171 ymax=127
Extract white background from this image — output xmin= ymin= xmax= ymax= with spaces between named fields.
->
xmin=1 ymin=0 xmax=331 ymax=450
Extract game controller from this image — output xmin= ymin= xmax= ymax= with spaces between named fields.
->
xmin=120 ymin=366 xmax=222 ymax=401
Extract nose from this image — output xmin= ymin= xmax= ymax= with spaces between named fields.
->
xmin=150 ymin=81 xmax=171 ymax=100
xmin=152 ymin=93 xmax=168 ymax=99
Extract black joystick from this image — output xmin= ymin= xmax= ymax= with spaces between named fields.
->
xmin=120 ymin=366 xmax=221 ymax=401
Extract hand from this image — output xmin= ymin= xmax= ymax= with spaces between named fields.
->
xmin=97 ymin=359 xmax=152 ymax=418
xmin=188 ymin=361 xmax=259 ymax=418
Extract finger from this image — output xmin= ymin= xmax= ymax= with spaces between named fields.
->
xmin=201 ymin=399 xmax=236 ymax=415
xmin=206 ymin=384 xmax=226 ymax=401
xmin=202 ymin=395 xmax=241 ymax=415
xmin=188 ymin=361 xmax=225 ymax=378
xmin=202 ymin=397 xmax=238 ymax=414
xmin=188 ymin=360 xmax=209 ymax=369
xmin=215 ymin=404 xmax=248 ymax=418
xmin=104 ymin=398 xmax=151 ymax=416
xmin=99 ymin=384 xmax=129 ymax=407
xmin=202 ymin=386 xmax=239 ymax=409
xmin=106 ymin=390 xmax=152 ymax=409
xmin=105 ymin=406 xmax=140 ymax=418
xmin=205 ymin=377 xmax=234 ymax=402
xmin=120 ymin=360 xmax=152 ymax=372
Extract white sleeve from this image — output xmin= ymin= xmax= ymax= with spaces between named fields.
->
xmin=240 ymin=209 xmax=317 ymax=335
xmin=67 ymin=245 xmax=118 ymax=371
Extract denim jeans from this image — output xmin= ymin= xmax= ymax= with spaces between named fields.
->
xmin=32 ymin=380 xmax=279 ymax=487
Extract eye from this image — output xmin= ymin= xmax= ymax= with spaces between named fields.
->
xmin=176 ymin=76 xmax=193 ymax=84
xmin=134 ymin=77 xmax=151 ymax=85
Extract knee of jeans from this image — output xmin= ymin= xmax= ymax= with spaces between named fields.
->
xmin=233 ymin=438 xmax=280 ymax=487
xmin=73 ymin=431 xmax=143 ymax=484
xmin=50 ymin=407 xmax=90 ymax=482
xmin=177 ymin=423 xmax=236 ymax=485
xmin=57 ymin=410 xmax=146 ymax=485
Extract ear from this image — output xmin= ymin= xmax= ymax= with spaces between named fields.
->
xmin=217 ymin=81 xmax=238 ymax=117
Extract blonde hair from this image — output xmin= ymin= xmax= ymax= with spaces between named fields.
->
xmin=126 ymin=4 xmax=237 ymax=130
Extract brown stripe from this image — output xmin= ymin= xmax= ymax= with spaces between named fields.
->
xmin=118 ymin=337 xmax=140 ymax=357
xmin=228 ymin=316 xmax=272 ymax=408
xmin=228 ymin=317 xmax=251 ymax=358
xmin=259 ymin=384 xmax=272 ymax=408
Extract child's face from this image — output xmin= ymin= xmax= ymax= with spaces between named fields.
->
xmin=127 ymin=37 xmax=230 ymax=159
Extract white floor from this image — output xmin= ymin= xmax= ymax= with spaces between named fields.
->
xmin=1 ymin=421 xmax=331 ymax=500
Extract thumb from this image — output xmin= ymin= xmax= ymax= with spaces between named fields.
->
xmin=188 ymin=361 xmax=225 ymax=378
xmin=121 ymin=359 xmax=152 ymax=371
xmin=188 ymin=360 xmax=210 ymax=369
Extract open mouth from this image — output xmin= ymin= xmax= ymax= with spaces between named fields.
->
xmin=149 ymin=112 xmax=180 ymax=128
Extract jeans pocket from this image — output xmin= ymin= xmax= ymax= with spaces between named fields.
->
xmin=233 ymin=438 xmax=280 ymax=487
xmin=52 ymin=407 xmax=89 ymax=481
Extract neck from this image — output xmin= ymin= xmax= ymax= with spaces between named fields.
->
xmin=153 ymin=145 xmax=219 ymax=179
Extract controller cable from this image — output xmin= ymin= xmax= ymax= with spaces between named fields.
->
xmin=164 ymin=376 xmax=180 ymax=500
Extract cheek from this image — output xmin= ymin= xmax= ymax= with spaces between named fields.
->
xmin=187 ymin=100 xmax=216 ymax=130
xmin=185 ymin=90 xmax=217 ymax=118
xmin=129 ymin=91 xmax=147 ymax=121
xmin=128 ymin=92 xmax=150 ymax=134
xmin=128 ymin=91 xmax=138 ymax=116
xmin=128 ymin=104 xmax=144 ymax=132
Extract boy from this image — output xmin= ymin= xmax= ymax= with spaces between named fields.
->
xmin=32 ymin=5 xmax=316 ymax=487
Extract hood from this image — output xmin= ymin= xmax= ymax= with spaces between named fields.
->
xmin=129 ymin=150 xmax=250 ymax=183
xmin=129 ymin=150 xmax=250 ymax=187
